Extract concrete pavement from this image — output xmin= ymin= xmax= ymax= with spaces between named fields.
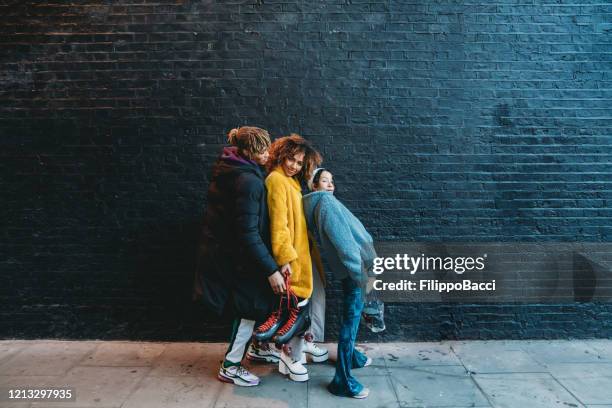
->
xmin=1 ymin=339 xmax=611 ymax=408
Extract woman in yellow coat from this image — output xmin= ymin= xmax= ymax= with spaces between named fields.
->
xmin=255 ymin=134 xmax=322 ymax=382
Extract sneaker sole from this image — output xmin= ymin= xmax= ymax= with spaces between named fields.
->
xmin=278 ymin=360 xmax=309 ymax=382
xmin=305 ymin=351 xmax=329 ymax=363
xmin=217 ymin=372 xmax=259 ymax=387
xmin=351 ymin=388 xmax=370 ymax=399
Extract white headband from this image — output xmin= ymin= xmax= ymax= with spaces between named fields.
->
xmin=308 ymin=167 xmax=326 ymax=191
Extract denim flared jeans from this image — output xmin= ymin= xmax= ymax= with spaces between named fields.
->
xmin=327 ymin=277 xmax=368 ymax=397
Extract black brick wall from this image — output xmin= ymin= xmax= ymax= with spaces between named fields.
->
xmin=2 ymin=1 xmax=612 ymax=341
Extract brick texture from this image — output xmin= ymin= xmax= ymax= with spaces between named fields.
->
xmin=1 ymin=1 xmax=611 ymax=340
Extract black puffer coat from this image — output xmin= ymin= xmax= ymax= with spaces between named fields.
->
xmin=193 ymin=146 xmax=279 ymax=321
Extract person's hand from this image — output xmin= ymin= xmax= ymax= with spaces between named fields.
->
xmin=280 ymin=263 xmax=292 ymax=277
xmin=268 ymin=271 xmax=286 ymax=294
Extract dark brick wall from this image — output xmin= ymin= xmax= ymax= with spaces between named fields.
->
xmin=2 ymin=1 xmax=611 ymax=341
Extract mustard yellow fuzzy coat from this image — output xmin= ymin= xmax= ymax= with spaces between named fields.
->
xmin=265 ymin=167 xmax=312 ymax=299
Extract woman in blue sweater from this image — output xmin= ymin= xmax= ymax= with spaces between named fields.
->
xmin=303 ymin=168 xmax=376 ymax=399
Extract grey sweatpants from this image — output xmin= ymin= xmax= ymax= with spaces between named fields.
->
xmin=309 ymin=260 xmax=326 ymax=342
xmin=285 ymin=260 xmax=327 ymax=359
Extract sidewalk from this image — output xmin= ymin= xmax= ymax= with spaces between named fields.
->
xmin=1 ymin=339 xmax=611 ymax=408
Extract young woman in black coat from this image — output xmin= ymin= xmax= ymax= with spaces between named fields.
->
xmin=193 ymin=126 xmax=288 ymax=387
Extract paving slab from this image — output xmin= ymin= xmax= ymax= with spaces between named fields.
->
xmin=214 ymin=363 xmax=307 ymax=408
xmin=548 ymin=363 xmax=612 ymax=405
xmin=473 ymin=372 xmax=585 ymax=408
xmin=122 ymin=375 xmax=223 ymax=408
xmin=580 ymin=340 xmax=612 ymax=362
xmin=0 ymin=342 xmax=28 ymax=366
xmin=355 ymin=343 xmax=391 ymax=361
xmin=388 ymin=365 xmax=489 ymax=407
xmin=29 ymin=366 xmax=147 ymax=408
xmin=308 ymin=374 xmax=399 ymax=408
xmin=447 ymin=340 xmax=525 ymax=351
xmin=450 ymin=341 xmax=546 ymax=374
xmin=318 ymin=343 xmax=386 ymax=366
xmin=520 ymin=340 xmax=603 ymax=365
xmin=379 ymin=342 xmax=462 ymax=367
xmin=0 ymin=342 xmax=96 ymax=376
xmin=148 ymin=342 xmax=226 ymax=377
xmin=81 ymin=341 xmax=166 ymax=367
xmin=0 ymin=375 xmax=58 ymax=408
xmin=306 ymin=359 xmax=387 ymax=378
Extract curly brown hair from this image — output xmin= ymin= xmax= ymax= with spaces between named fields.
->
xmin=267 ymin=134 xmax=322 ymax=183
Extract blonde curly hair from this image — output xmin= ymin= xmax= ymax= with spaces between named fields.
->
xmin=227 ymin=126 xmax=271 ymax=159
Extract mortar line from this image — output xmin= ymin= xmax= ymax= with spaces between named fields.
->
xmin=382 ymin=345 xmax=403 ymax=407
xmin=549 ymin=371 xmax=588 ymax=408
xmin=449 ymin=343 xmax=495 ymax=408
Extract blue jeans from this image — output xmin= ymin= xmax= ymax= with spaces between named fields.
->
xmin=327 ymin=278 xmax=368 ymax=397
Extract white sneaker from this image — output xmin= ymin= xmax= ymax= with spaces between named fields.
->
xmin=303 ymin=341 xmax=329 ymax=363
xmin=246 ymin=342 xmax=280 ymax=363
xmin=364 ymin=356 xmax=372 ymax=367
xmin=218 ymin=363 xmax=260 ymax=386
xmin=279 ymin=350 xmax=309 ymax=382
xmin=352 ymin=387 xmax=370 ymax=399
